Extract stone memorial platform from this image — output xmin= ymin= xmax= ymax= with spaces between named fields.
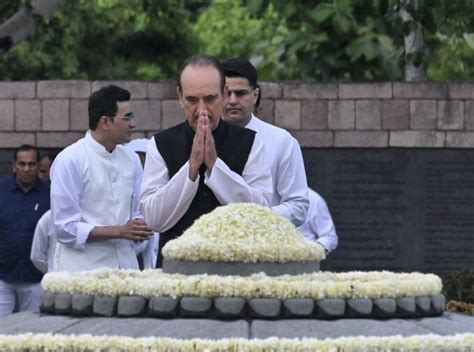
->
xmin=162 ymin=259 xmax=320 ymax=276
xmin=1 ymin=311 xmax=473 ymax=340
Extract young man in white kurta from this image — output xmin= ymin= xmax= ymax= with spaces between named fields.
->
xmin=297 ymin=188 xmax=338 ymax=253
xmin=50 ymin=85 xmax=152 ymax=272
xmin=30 ymin=210 xmax=56 ymax=273
xmin=222 ymin=58 xmax=309 ymax=226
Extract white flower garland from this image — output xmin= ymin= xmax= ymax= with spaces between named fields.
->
xmin=0 ymin=333 xmax=472 ymax=351
xmin=162 ymin=203 xmax=326 ymax=263
xmin=42 ymin=269 xmax=442 ymax=300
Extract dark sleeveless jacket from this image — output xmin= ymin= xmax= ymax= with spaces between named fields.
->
xmin=154 ymin=119 xmax=256 ymax=267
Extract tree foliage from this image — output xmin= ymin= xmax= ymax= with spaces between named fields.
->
xmin=196 ymin=0 xmax=474 ymax=81
xmin=0 ymin=0 xmax=473 ymax=81
xmin=196 ymin=0 xmax=401 ymax=81
xmin=0 ymin=0 xmax=209 ymax=80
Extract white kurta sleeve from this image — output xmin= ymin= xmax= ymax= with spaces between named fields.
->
xmin=30 ymin=210 xmax=52 ymax=274
xmin=300 ymin=190 xmax=338 ymax=253
xmin=271 ymin=136 xmax=309 ymax=226
xmin=50 ymin=153 xmax=94 ymax=250
xmin=139 ymin=139 xmax=199 ymax=233
xmin=131 ymin=155 xmax=145 ymax=220
xmin=313 ymin=194 xmax=338 ymax=253
xmin=205 ymin=136 xmax=273 ymax=206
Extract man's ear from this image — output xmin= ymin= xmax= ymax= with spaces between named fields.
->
xmin=253 ymin=86 xmax=260 ymax=102
xmin=177 ymin=87 xmax=184 ymax=108
xmin=98 ymin=116 xmax=110 ymax=130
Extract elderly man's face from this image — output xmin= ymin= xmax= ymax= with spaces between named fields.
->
xmin=177 ymin=65 xmax=225 ymax=131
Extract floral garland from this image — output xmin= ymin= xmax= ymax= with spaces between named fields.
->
xmin=42 ymin=269 xmax=442 ymax=300
xmin=447 ymin=300 xmax=474 ymax=316
xmin=0 ymin=333 xmax=472 ymax=351
xmin=162 ymin=203 xmax=326 ymax=263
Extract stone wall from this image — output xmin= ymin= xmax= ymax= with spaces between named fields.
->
xmin=0 ymin=80 xmax=474 ymax=149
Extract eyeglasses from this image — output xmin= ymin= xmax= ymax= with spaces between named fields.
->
xmin=227 ymin=89 xmax=254 ymax=99
xmin=111 ymin=112 xmax=135 ymax=123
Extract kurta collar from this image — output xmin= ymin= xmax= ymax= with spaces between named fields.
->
xmin=245 ymin=114 xmax=258 ymax=129
xmin=85 ymin=130 xmax=117 ymax=157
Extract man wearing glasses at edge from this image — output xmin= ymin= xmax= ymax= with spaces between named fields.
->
xmin=50 ymin=85 xmax=152 ymax=272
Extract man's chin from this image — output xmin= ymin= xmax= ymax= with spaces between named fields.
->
xmin=224 ymin=112 xmax=244 ymax=121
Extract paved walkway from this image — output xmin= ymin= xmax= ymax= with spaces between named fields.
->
xmin=1 ymin=312 xmax=473 ymax=339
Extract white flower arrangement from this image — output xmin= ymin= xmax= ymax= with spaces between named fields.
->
xmin=0 ymin=333 xmax=472 ymax=351
xmin=162 ymin=203 xmax=326 ymax=263
xmin=42 ymin=268 xmax=443 ymax=300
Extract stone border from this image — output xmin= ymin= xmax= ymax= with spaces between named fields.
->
xmin=162 ymin=259 xmax=320 ymax=276
xmin=2 ymin=81 xmax=474 ymax=149
xmin=40 ymin=292 xmax=445 ymax=320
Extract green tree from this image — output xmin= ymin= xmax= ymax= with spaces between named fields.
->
xmin=1 ymin=0 xmax=473 ymax=81
xmin=0 ymin=0 xmax=209 ymax=80
xmin=426 ymin=1 xmax=474 ymax=80
xmin=196 ymin=0 xmax=474 ymax=81
xmin=386 ymin=0 xmax=474 ymax=80
xmin=196 ymin=0 xmax=400 ymax=81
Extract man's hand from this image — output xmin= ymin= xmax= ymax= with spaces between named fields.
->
xmin=203 ymin=115 xmax=217 ymax=171
xmin=189 ymin=111 xmax=207 ymax=181
xmin=120 ymin=219 xmax=152 ymax=241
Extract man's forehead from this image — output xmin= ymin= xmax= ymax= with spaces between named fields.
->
xmin=117 ymin=101 xmax=130 ymax=110
xmin=181 ymin=65 xmax=221 ymax=86
xmin=225 ymin=76 xmax=252 ymax=87
xmin=16 ymin=152 xmax=37 ymax=162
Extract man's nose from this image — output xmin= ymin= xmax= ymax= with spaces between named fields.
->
xmin=227 ymin=92 xmax=238 ymax=104
xmin=197 ymin=100 xmax=208 ymax=113
xmin=129 ymin=118 xmax=137 ymax=128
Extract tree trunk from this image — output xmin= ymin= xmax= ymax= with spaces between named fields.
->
xmin=0 ymin=0 xmax=65 ymax=54
xmin=400 ymin=0 xmax=426 ymax=81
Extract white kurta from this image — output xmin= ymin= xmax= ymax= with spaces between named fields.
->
xmin=141 ymin=233 xmax=159 ymax=269
xmin=244 ymin=115 xmax=309 ymax=226
xmin=30 ymin=210 xmax=56 ymax=273
xmin=139 ymin=126 xmax=273 ymax=233
xmin=298 ymin=188 xmax=338 ymax=253
xmin=50 ymin=132 xmax=143 ymax=272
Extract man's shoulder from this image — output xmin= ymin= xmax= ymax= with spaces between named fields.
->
xmin=224 ymin=119 xmax=256 ymax=137
xmin=0 ymin=174 xmax=14 ymax=188
xmin=251 ymin=117 xmax=297 ymax=144
xmin=154 ymin=122 xmax=187 ymax=137
xmin=53 ymin=139 xmax=84 ymax=165
xmin=36 ymin=178 xmax=50 ymax=192
xmin=60 ymin=137 xmax=86 ymax=155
